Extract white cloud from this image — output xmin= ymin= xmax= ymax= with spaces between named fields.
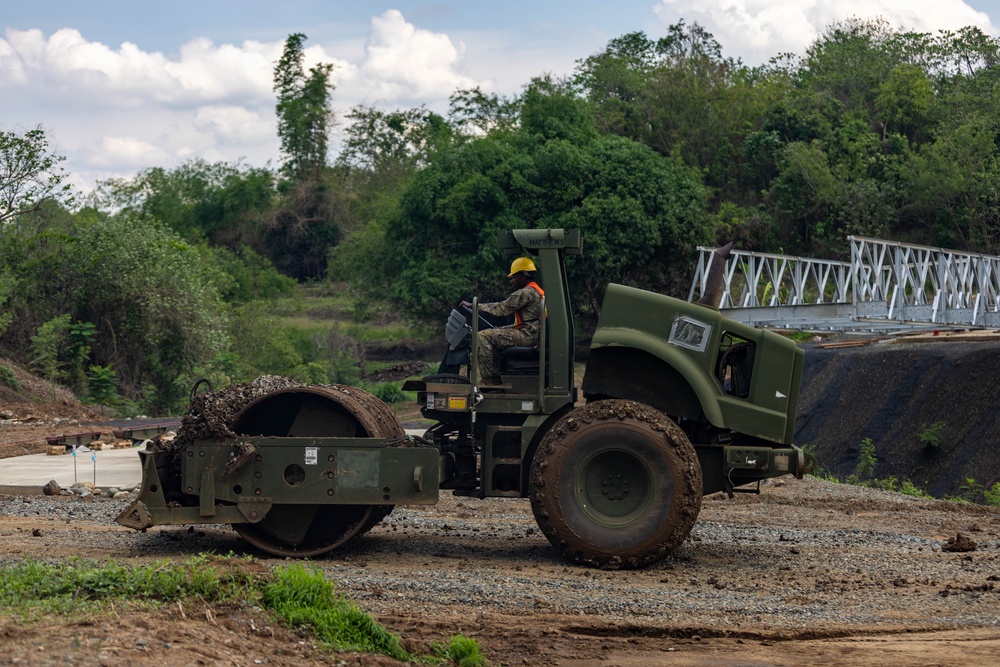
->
xmin=87 ymin=136 xmax=174 ymax=168
xmin=0 ymin=11 xmax=488 ymax=191
xmin=654 ymin=0 xmax=999 ymax=64
xmin=0 ymin=28 xmax=279 ymax=106
xmin=193 ymin=105 xmax=273 ymax=145
xmin=340 ymin=9 xmax=482 ymax=103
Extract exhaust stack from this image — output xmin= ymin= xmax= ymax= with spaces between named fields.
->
xmin=698 ymin=242 xmax=734 ymax=308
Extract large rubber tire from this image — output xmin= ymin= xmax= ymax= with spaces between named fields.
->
xmin=529 ymin=399 xmax=703 ymax=569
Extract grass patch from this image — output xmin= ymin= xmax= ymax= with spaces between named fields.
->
xmin=263 ymin=565 xmax=411 ymax=660
xmin=270 ymin=284 xmax=435 ymax=342
xmin=432 ymin=634 xmax=489 ymax=667
xmin=364 ymin=381 xmax=411 ymax=404
xmin=0 ymin=556 xmax=487 ymax=665
xmin=0 ymin=554 xmax=259 ymax=618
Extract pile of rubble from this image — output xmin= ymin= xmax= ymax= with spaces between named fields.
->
xmin=41 ymin=479 xmax=136 ymax=499
xmin=157 ymin=375 xmax=305 ymax=456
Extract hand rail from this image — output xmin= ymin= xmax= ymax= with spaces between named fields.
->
xmin=537 ymin=296 xmax=546 ymax=408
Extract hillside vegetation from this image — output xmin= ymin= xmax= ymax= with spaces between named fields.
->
xmin=1 ymin=18 xmax=998 ymax=417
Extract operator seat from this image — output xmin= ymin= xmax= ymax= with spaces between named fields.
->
xmin=500 ymin=345 xmax=540 ymax=373
xmin=500 ymin=312 xmax=546 ymax=375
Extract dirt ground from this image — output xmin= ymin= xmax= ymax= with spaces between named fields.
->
xmin=2 ymin=441 xmax=999 ymax=665
xmin=2 ymin=373 xmax=1000 ymax=666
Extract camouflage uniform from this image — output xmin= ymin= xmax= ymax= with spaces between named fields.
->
xmin=476 ymin=284 xmax=544 ymax=381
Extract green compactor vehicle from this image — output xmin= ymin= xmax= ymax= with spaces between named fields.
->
xmin=117 ymin=228 xmax=805 ymax=569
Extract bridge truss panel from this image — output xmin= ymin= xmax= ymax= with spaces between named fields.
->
xmin=689 ymin=236 xmax=1000 ymax=332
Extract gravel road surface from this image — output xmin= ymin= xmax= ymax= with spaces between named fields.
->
xmin=2 ymin=475 xmax=999 ymax=666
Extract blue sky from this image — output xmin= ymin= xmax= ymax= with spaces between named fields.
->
xmin=3 ymin=1 xmax=998 ymax=192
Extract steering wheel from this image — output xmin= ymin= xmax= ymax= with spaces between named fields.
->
xmin=460 ymin=303 xmax=496 ymax=330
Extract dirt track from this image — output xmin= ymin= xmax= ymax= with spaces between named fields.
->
xmin=1 ymin=475 xmax=999 ymax=666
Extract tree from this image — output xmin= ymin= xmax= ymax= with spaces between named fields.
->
xmin=799 ymin=18 xmax=902 ymax=117
xmin=337 ymin=105 xmax=452 ymax=176
xmin=900 ymin=116 xmax=1000 ymax=252
xmin=575 ymin=24 xmax=792 ymax=205
xmin=572 ymin=32 xmax=658 ymax=137
xmin=875 ymin=64 xmax=933 ymax=141
xmin=378 ymin=80 xmax=708 ymax=322
xmin=273 ymin=34 xmax=335 ymax=180
xmin=938 ymin=26 xmax=1000 ymax=77
xmin=90 ymin=159 xmax=276 ymax=245
xmin=448 ymin=87 xmax=520 ymax=136
xmin=0 ymin=205 xmax=230 ymax=414
xmin=0 ymin=126 xmax=73 ymax=226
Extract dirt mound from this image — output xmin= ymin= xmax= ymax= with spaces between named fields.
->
xmin=0 ymin=358 xmax=88 ymax=406
xmin=0 ymin=358 xmax=103 ymax=424
xmin=795 ymin=340 xmax=1000 ymax=496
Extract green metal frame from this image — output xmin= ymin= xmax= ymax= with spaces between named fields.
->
xmin=117 ymin=437 xmax=440 ymax=529
xmin=589 ymin=283 xmax=803 ymax=445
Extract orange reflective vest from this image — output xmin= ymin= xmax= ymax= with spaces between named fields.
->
xmin=514 ymin=282 xmax=545 ymax=329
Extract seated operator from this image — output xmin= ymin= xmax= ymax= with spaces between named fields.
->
xmin=460 ymin=257 xmax=544 ymax=385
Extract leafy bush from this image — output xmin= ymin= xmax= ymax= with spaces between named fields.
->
xmin=918 ymin=421 xmax=946 ymax=450
xmin=898 ymin=478 xmax=933 ymax=499
xmin=0 ymin=363 xmax=19 ymax=390
xmin=955 ymin=477 xmax=984 ymax=504
xmin=202 ymin=244 xmax=296 ymax=303
xmin=871 ymin=476 xmax=932 ymax=499
xmin=984 ymin=482 xmax=1000 ymax=508
xmin=368 ymin=382 xmax=408 ymax=404
xmin=0 ymin=210 xmax=231 ymax=413
xmin=854 ymin=437 xmax=878 ymax=479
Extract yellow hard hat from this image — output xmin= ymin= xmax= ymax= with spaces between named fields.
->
xmin=508 ymin=257 xmax=537 ymax=277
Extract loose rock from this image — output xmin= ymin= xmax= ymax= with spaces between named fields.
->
xmin=942 ymin=532 xmax=977 ymax=552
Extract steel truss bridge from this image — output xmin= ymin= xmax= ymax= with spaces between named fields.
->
xmin=689 ymin=236 xmax=1000 ymax=333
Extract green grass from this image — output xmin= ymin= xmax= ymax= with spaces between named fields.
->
xmin=262 ymin=564 xmax=412 ymax=661
xmin=0 ymin=555 xmax=256 ymax=611
xmin=0 ymin=555 xmax=487 ymax=665
xmin=270 ymin=289 xmax=434 ymax=343
xmin=432 ymin=634 xmax=489 ymax=667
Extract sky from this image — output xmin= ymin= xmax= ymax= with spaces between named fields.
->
xmin=2 ymin=1 xmax=998 ymax=194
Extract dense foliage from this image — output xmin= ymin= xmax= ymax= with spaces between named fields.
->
xmin=360 ymin=77 xmax=708 ymax=320
xmin=0 ymin=205 xmax=231 ymax=413
xmin=575 ymin=19 xmax=1000 ymax=256
xmin=0 ymin=19 xmax=997 ymax=414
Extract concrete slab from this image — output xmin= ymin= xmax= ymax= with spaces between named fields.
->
xmin=0 ymin=429 xmax=431 ymax=495
xmin=0 ymin=446 xmax=142 ymax=494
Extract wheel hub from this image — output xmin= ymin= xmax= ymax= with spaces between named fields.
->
xmin=602 ymin=474 xmax=630 ymax=501
xmin=578 ymin=449 xmax=652 ymax=524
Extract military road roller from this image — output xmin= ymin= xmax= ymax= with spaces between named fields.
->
xmin=117 ymin=229 xmax=806 ymax=568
